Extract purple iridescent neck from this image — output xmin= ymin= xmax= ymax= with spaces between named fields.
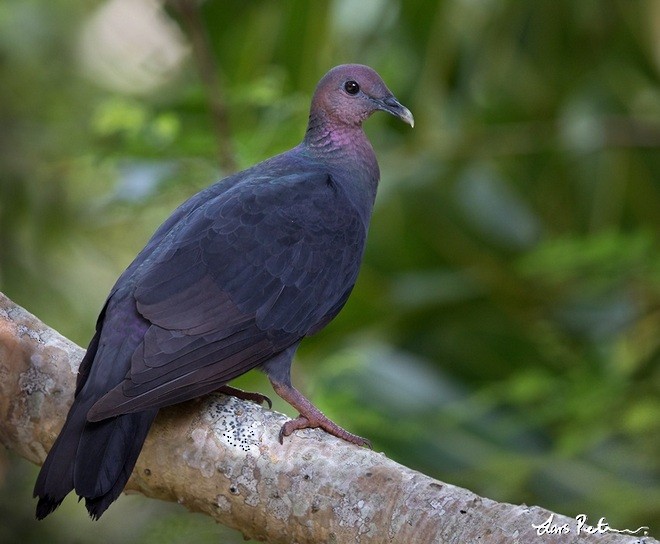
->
xmin=301 ymin=112 xmax=380 ymax=228
xmin=303 ymin=113 xmax=378 ymax=175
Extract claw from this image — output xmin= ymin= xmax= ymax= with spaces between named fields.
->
xmin=278 ymin=415 xmax=371 ymax=447
xmin=270 ymin=380 xmax=371 ymax=448
xmin=217 ymin=385 xmax=272 ymax=409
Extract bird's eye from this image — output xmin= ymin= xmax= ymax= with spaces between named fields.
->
xmin=344 ymin=80 xmax=360 ymax=95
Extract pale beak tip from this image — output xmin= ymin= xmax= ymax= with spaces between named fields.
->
xmin=396 ymin=105 xmax=415 ymax=128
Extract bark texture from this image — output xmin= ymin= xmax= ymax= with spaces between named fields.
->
xmin=0 ymin=292 xmax=656 ymax=544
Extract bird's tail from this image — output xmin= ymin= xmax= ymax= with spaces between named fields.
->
xmin=34 ymin=310 xmax=157 ymax=520
xmin=33 ymin=393 xmax=96 ymax=519
xmin=33 ymin=398 xmax=157 ymax=520
xmin=77 ymin=408 xmax=157 ymax=520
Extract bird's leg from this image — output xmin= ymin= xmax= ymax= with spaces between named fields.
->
xmin=216 ymin=385 xmax=272 ymax=409
xmin=269 ymin=379 xmax=371 ymax=448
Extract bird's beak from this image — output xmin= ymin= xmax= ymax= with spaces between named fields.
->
xmin=376 ymin=96 xmax=415 ymax=128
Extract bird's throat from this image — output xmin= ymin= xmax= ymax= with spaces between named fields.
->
xmin=304 ymin=120 xmax=378 ymax=175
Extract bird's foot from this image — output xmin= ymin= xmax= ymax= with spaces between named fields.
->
xmin=270 ymin=380 xmax=371 ymax=448
xmin=279 ymin=414 xmax=371 ymax=448
xmin=217 ymin=385 xmax=272 ymax=409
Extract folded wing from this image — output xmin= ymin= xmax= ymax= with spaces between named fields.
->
xmin=88 ymin=170 xmax=365 ymax=419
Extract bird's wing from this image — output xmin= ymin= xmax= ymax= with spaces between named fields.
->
xmin=88 ymin=170 xmax=366 ymax=419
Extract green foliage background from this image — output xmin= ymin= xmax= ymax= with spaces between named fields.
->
xmin=1 ymin=0 xmax=658 ymax=542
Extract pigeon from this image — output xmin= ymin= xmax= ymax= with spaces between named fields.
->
xmin=34 ymin=63 xmax=414 ymax=519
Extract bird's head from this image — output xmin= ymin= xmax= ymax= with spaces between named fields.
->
xmin=309 ymin=64 xmax=414 ymax=130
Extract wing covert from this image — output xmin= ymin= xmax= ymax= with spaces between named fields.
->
xmin=134 ymin=170 xmax=365 ymax=336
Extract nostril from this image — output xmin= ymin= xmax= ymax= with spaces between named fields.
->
xmin=382 ymin=97 xmax=401 ymax=108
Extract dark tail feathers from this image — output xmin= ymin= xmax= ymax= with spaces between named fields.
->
xmin=34 ymin=400 xmax=157 ymax=520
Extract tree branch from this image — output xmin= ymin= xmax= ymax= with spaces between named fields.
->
xmin=167 ymin=0 xmax=238 ymax=173
xmin=0 ymin=292 xmax=655 ymax=544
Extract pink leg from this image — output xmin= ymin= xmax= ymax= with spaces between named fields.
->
xmin=270 ymin=380 xmax=371 ymax=448
xmin=217 ymin=385 xmax=272 ymax=409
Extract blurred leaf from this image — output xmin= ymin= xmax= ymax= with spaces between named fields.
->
xmin=454 ymin=165 xmax=543 ymax=250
